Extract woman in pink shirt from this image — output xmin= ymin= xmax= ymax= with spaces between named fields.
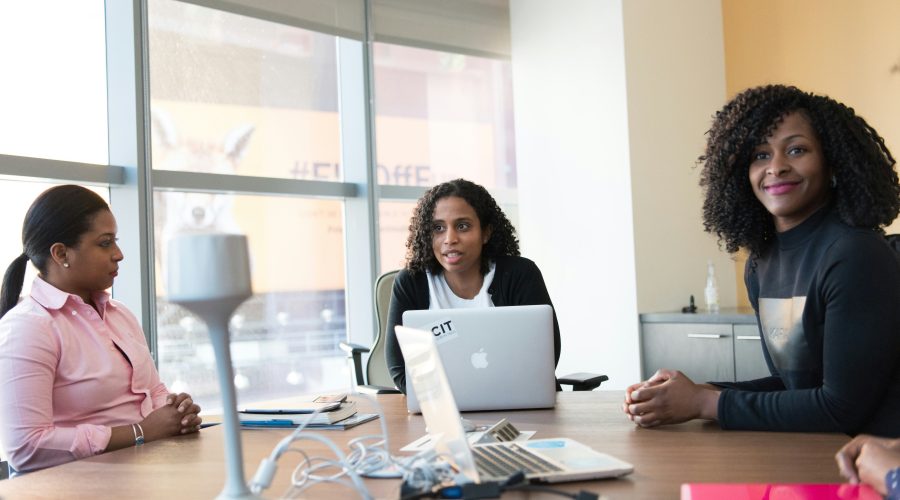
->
xmin=0 ymin=185 xmax=202 ymax=474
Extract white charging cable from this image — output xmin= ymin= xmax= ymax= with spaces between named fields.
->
xmin=248 ymin=392 xmax=457 ymax=498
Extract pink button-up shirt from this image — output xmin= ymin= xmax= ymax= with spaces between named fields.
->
xmin=0 ymin=277 xmax=169 ymax=473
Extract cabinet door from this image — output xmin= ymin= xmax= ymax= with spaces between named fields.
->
xmin=641 ymin=323 xmax=734 ymax=382
xmin=733 ymin=324 xmax=771 ymax=381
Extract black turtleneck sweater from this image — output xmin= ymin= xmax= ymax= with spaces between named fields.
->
xmin=714 ymin=207 xmax=900 ymax=437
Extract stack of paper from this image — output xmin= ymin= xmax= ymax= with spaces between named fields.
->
xmin=238 ymin=401 xmax=378 ymax=429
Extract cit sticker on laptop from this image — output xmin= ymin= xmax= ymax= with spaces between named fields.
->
xmin=426 ymin=318 xmax=459 ymax=345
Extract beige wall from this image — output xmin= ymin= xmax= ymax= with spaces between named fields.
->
xmin=722 ymin=0 xmax=900 ymax=306
xmin=511 ymin=0 xmax=734 ymax=387
xmin=624 ymin=0 xmax=736 ymax=313
xmin=512 ymin=0 xmax=642 ymax=388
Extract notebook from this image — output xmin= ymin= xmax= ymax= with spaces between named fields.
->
xmin=401 ymin=304 xmax=556 ymax=413
xmin=394 ymin=325 xmax=634 ymax=483
xmin=238 ymin=401 xmax=357 ymax=425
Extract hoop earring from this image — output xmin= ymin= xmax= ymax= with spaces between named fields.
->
xmin=831 ymin=175 xmax=837 ymax=188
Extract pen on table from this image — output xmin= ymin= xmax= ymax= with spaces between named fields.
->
xmin=241 ymin=409 xmax=325 ymax=414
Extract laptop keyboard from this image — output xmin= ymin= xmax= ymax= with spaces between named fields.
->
xmin=472 ymin=442 xmax=564 ymax=479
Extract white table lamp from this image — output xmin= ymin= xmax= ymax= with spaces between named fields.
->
xmin=167 ymin=233 xmax=260 ymax=500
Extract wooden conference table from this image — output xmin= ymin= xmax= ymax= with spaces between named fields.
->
xmin=0 ymin=392 xmax=848 ymax=499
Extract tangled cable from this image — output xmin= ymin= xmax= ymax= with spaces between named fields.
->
xmin=248 ymin=392 xmax=459 ymax=499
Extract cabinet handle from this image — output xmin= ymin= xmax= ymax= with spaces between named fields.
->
xmin=687 ymin=334 xmax=723 ymax=339
xmin=737 ymin=335 xmax=761 ymax=341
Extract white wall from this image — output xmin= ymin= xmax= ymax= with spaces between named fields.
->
xmin=510 ymin=0 xmax=640 ymax=389
xmin=510 ymin=0 xmax=729 ymax=389
xmin=623 ymin=1 xmax=735 ymax=313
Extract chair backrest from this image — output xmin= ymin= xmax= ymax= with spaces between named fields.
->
xmin=366 ymin=269 xmax=400 ymax=387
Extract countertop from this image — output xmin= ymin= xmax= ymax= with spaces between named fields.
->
xmin=639 ymin=307 xmax=756 ymax=324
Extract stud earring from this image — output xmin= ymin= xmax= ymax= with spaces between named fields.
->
xmin=63 ymin=262 xmax=70 ymax=268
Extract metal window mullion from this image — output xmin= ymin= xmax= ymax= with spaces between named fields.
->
xmin=0 ymin=154 xmax=125 ymax=185
xmin=337 ymin=0 xmax=380 ymax=354
xmin=105 ymin=0 xmax=158 ymax=357
xmin=376 ymin=184 xmax=425 ymax=201
xmin=152 ymin=170 xmax=357 ymax=198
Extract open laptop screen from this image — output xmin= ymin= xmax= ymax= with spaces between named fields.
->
xmin=394 ymin=325 xmax=479 ymax=481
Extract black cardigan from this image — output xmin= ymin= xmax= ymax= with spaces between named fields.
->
xmin=384 ymin=256 xmax=561 ymax=393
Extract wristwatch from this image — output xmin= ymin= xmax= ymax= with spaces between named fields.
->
xmin=886 ymin=467 xmax=900 ymax=500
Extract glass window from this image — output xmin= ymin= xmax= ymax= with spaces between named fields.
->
xmin=0 ymin=180 xmax=109 ymax=298
xmin=0 ymin=2 xmax=108 ymax=164
xmin=154 ymin=193 xmax=348 ymax=410
xmin=147 ymin=0 xmax=342 ymax=180
xmin=147 ymin=0 xmax=350 ymax=409
xmin=379 ymin=201 xmax=416 ymax=274
xmin=373 ymin=43 xmax=517 ymax=189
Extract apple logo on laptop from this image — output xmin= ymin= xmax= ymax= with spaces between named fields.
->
xmin=471 ymin=348 xmax=489 ymax=369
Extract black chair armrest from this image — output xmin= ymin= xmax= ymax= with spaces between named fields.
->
xmin=1 ymin=460 xmax=9 ymax=480
xmin=339 ymin=342 xmax=371 ymax=385
xmin=558 ymin=372 xmax=608 ymax=391
xmin=338 ymin=342 xmax=370 ymax=355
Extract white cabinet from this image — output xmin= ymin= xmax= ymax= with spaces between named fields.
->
xmin=640 ymin=310 xmax=770 ymax=383
xmin=733 ymin=324 xmax=770 ymax=381
xmin=641 ymin=323 xmax=734 ymax=382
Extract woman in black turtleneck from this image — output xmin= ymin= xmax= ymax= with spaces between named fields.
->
xmin=623 ymin=85 xmax=900 ymax=438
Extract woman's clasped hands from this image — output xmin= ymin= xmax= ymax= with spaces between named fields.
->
xmin=139 ymin=393 xmax=203 ymax=442
xmin=623 ymin=369 xmax=721 ymax=427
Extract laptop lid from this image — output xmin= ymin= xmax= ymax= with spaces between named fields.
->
xmin=394 ymin=325 xmax=635 ymax=484
xmin=401 ymin=305 xmax=556 ymax=413
xmin=394 ymin=325 xmax=479 ymax=481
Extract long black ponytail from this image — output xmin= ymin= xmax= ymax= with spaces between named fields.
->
xmin=0 ymin=185 xmax=109 ymax=318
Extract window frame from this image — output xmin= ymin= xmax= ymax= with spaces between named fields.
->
xmin=0 ymin=0 xmax=513 ymax=376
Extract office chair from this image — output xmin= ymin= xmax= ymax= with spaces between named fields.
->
xmin=341 ymin=269 xmax=608 ymax=392
xmin=1 ymin=459 xmax=9 ymax=480
xmin=558 ymin=372 xmax=608 ymax=391
xmin=339 ymin=270 xmax=402 ymax=394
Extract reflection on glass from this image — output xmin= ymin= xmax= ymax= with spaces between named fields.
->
xmin=154 ymin=193 xmax=349 ymax=410
xmin=379 ymin=201 xmax=416 ymax=274
xmin=373 ymin=43 xmax=518 ymax=189
xmin=147 ymin=0 xmax=341 ymax=180
xmin=0 ymin=2 xmax=107 ymax=163
xmin=0 ymin=181 xmax=108 ymax=298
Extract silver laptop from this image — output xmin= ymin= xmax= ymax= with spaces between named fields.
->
xmin=394 ymin=325 xmax=634 ymax=483
xmin=402 ymin=305 xmax=556 ymax=413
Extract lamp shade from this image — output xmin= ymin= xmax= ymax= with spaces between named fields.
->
xmin=167 ymin=233 xmax=252 ymax=317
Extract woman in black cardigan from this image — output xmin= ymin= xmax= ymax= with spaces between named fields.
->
xmin=384 ymin=179 xmax=560 ymax=393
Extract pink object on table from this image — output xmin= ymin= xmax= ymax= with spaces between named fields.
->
xmin=681 ymin=483 xmax=881 ymax=500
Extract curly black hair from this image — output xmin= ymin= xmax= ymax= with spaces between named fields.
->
xmin=405 ymin=179 xmax=520 ymax=275
xmin=699 ymin=84 xmax=900 ymax=257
